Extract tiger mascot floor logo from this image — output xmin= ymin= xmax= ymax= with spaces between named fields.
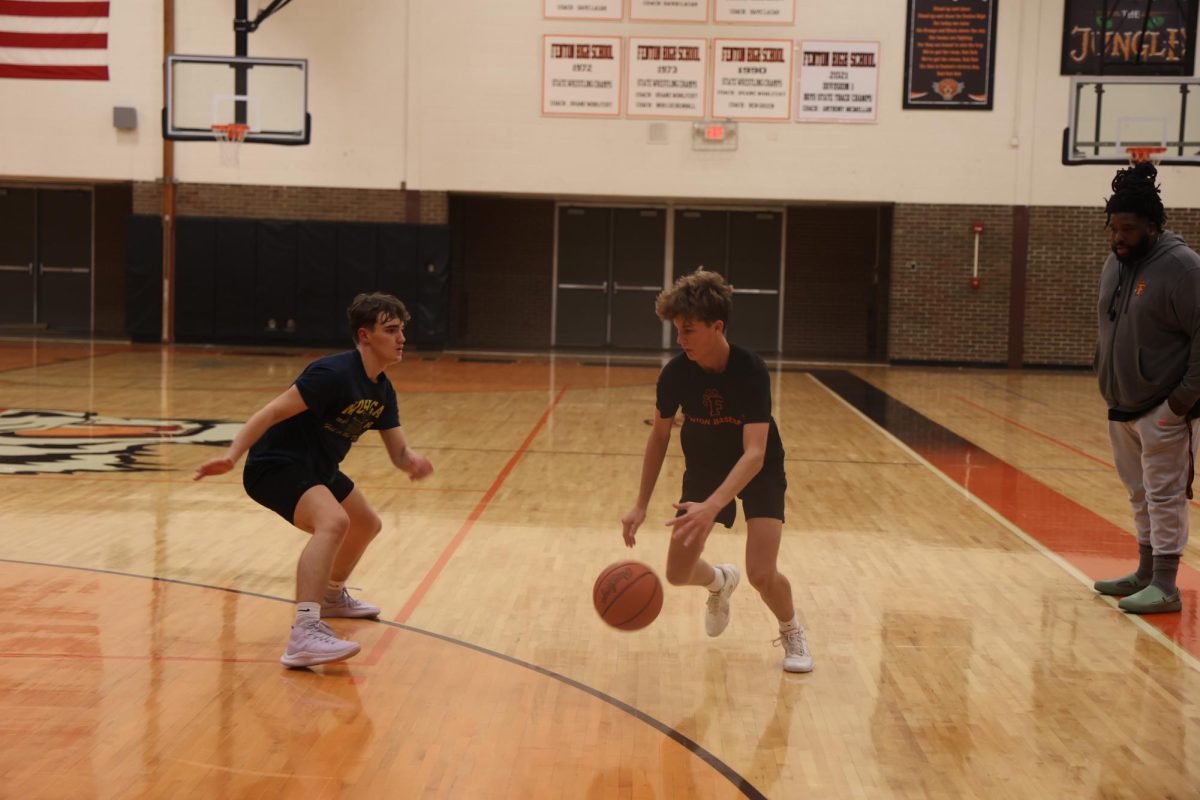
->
xmin=0 ymin=408 xmax=241 ymax=475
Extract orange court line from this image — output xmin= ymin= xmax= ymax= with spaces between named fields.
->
xmin=954 ymin=395 xmax=1114 ymax=468
xmin=0 ymin=472 xmax=488 ymax=493
xmin=957 ymin=394 xmax=1200 ymax=508
xmin=0 ymin=651 xmax=281 ymax=665
xmin=364 ymin=387 xmax=569 ymax=663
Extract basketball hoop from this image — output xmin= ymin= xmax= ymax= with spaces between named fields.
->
xmin=211 ymin=123 xmax=250 ymax=167
xmin=1125 ymin=146 xmax=1167 ymax=167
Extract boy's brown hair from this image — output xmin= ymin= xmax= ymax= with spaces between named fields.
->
xmin=654 ymin=268 xmax=733 ymax=324
xmin=347 ymin=292 xmax=411 ymax=344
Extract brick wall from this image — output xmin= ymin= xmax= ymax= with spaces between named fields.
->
xmin=132 ymin=182 xmax=448 ymax=224
xmin=891 ymin=202 xmax=1200 ymax=366
xmin=1022 ymin=207 xmax=1108 ymax=366
xmin=1022 ymin=206 xmax=1200 ymax=366
xmin=890 ymin=204 xmax=1013 ymax=363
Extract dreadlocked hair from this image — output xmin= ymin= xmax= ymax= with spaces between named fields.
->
xmin=1104 ymin=161 xmax=1166 ymax=229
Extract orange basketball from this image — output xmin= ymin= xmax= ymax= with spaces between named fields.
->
xmin=593 ymin=560 xmax=663 ymax=631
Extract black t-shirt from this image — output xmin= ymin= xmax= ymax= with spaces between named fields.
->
xmin=656 ymin=344 xmax=785 ymax=477
xmin=247 ymin=349 xmax=400 ymax=478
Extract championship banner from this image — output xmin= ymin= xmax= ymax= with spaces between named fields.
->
xmin=711 ymin=38 xmax=792 ymax=121
xmin=903 ymin=0 xmax=997 ymax=110
xmin=1061 ymin=0 xmax=1197 ymax=75
xmin=627 ymin=38 xmax=707 ymax=119
xmin=714 ymin=0 xmax=796 ymax=24
xmin=630 ymin=0 xmax=708 ymax=23
xmin=797 ymin=41 xmax=879 ymax=123
xmin=543 ymin=0 xmax=623 ymax=21
xmin=543 ymin=35 xmax=622 ymax=117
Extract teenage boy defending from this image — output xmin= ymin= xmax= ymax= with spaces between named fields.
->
xmin=622 ymin=269 xmax=812 ymax=672
xmin=194 ymin=292 xmax=433 ymax=667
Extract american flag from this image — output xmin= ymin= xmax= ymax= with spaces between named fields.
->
xmin=0 ymin=1 xmax=109 ymax=80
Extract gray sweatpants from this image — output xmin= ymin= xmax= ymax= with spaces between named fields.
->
xmin=1109 ymin=399 xmax=1200 ymax=556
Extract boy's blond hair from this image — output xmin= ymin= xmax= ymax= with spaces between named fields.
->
xmin=654 ymin=268 xmax=732 ymax=324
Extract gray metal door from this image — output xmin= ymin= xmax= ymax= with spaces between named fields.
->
xmin=0 ymin=188 xmax=36 ymax=326
xmin=555 ymin=206 xmax=667 ymax=349
xmin=609 ymin=208 xmax=665 ymax=349
xmin=727 ymin=211 xmax=782 ymax=353
xmin=37 ymin=190 xmax=93 ymax=333
xmin=672 ymin=208 xmax=782 ymax=353
xmin=555 ymin=206 xmax=611 ymax=347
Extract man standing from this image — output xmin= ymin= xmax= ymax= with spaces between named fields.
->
xmin=1094 ymin=162 xmax=1200 ymax=614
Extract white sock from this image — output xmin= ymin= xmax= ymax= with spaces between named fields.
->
xmin=778 ymin=614 xmax=799 ymax=633
xmin=295 ymin=602 xmax=321 ymax=624
xmin=705 ymin=567 xmax=725 ymax=593
xmin=325 ymin=580 xmax=346 ymax=599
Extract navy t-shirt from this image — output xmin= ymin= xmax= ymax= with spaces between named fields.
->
xmin=656 ymin=344 xmax=785 ymax=478
xmin=247 ymin=349 xmax=400 ymax=478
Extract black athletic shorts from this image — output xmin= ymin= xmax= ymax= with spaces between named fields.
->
xmin=678 ymin=465 xmax=787 ymax=528
xmin=242 ymin=459 xmax=355 ymax=524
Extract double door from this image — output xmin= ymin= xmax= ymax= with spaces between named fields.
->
xmin=673 ymin=208 xmax=781 ymax=352
xmin=555 ymin=206 xmax=667 ymax=349
xmin=554 ymin=204 xmax=783 ymax=351
xmin=0 ymin=187 xmax=93 ymax=333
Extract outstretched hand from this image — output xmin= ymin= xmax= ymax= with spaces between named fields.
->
xmin=621 ymin=506 xmax=646 ymax=548
xmin=666 ymin=501 xmax=717 ymax=548
xmin=404 ymin=453 xmax=434 ymax=481
xmin=193 ymin=456 xmax=234 ymax=481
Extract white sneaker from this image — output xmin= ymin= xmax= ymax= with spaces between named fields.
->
xmin=321 ymin=587 xmax=381 ymax=619
xmin=280 ymin=618 xmax=361 ymax=668
xmin=775 ymin=625 xmax=814 ymax=673
xmin=705 ymin=564 xmax=740 ymax=637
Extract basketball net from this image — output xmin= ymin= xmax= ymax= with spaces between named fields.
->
xmin=1126 ymin=145 xmax=1167 ymax=167
xmin=211 ymin=123 xmax=249 ymax=167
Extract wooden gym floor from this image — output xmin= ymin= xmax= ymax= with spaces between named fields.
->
xmin=3 ymin=340 xmax=1200 ymax=798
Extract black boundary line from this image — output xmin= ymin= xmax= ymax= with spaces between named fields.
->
xmin=0 ymin=556 xmax=766 ymax=799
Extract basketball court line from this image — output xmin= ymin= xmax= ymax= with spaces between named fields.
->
xmin=390 ymin=386 xmax=569 ymax=624
xmin=0 ymin=557 xmax=764 ymax=799
xmin=810 ymin=371 xmax=1200 ymax=672
xmin=954 ymin=394 xmax=1113 ymax=467
xmin=955 ymin=393 xmax=1200 ymax=509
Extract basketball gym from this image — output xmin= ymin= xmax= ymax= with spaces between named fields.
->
xmin=3 ymin=1 xmax=1200 ymax=797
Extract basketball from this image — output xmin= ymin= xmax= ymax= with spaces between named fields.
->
xmin=593 ymin=560 xmax=663 ymax=631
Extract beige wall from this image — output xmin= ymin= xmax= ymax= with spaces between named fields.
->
xmin=2 ymin=0 xmax=1197 ymax=209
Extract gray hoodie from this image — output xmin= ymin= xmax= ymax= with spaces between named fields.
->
xmin=1096 ymin=230 xmax=1200 ymax=415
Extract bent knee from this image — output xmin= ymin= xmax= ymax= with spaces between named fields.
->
xmin=746 ymin=568 xmax=777 ymax=592
xmin=313 ymin=512 xmax=351 ymax=540
xmin=359 ymin=511 xmax=383 ymax=538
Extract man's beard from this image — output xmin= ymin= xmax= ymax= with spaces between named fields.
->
xmin=1113 ymin=235 xmax=1156 ymax=264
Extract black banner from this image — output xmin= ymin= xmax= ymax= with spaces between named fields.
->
xmin=1061 ymin=1 xmax=1197 ymax=75
xmin=904 ymin=0 xmax=998 ymax=110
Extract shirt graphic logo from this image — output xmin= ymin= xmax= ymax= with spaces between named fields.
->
xmin=702 ymin=389 xmax=725 ymax=417
xmin=327 ymin=399 xmax=386 ymax=441
xmin=0 ymin=408 xmax=240 ymax=475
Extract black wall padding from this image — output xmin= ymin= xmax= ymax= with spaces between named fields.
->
xmin=124 ymin=214 xmax=162 ymax=342
xmin=175 ymin=218 xmax=216 ymax=340
xmin=378 ymin=224 xmax=419 ymax=316
xmin=213 ymin=220 xmax=257 ymax=340
xmin=336 ymin=224 xmax=378 ymax=317
xmin=149 ymin=216 xmax=450 ymax=347
xmin=417 ymin=226 xmax=450 ymax=344
xmin=256 ymin=221 xmax=298 ymax=340
xmin=296 ymin=222 xmax=341 ymax=343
